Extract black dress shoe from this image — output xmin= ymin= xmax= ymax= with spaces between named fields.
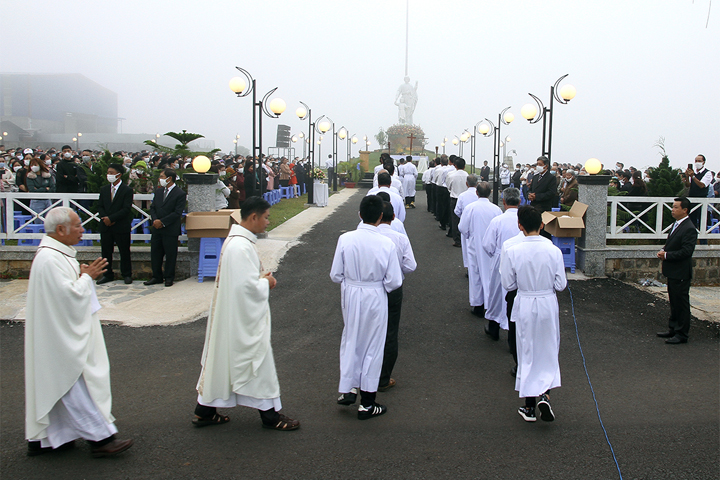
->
xmin=27 ymin=440 xmax=75 ymax=456
xmin=470 ymin=306 xmax=485 ymax=318
xmin=439 ymin=225 xmax=446 ymax=230
xmin=96 ymin=276 xmax=114 ymax=285
xmin=665 ymin=336 xmax=688 ymax=344
xmin=484 ymin=324 xmax=499 ymax=341
xmin=656 ymin=331 xmax=675 ymax=338
xmin=143 ymin=278 xmax=163 ymax=286
xmin=453 ymin=242 xmax=462 ymax=247
xmin=90 ymin=438 xmax=134 ymax=458
xmin=124 ymin=277 xmax=133 ymax=284
xmin=165 ymin=280 xmax=174 ymax=287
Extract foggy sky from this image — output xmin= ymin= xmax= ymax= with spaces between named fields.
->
xmin=4 ymin=0 xmax=719 ymax=173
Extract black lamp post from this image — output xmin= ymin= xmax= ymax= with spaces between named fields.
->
xmin=478 ymin=106 xmax=514 ymax=204
xmin=296 ymin=101 xmax=316 ymax=204
xmin=521 ymin=74 xmax=576 ymax=163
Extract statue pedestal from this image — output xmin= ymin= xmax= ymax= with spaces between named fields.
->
xmin=359 ymin=150 xmax=371 ymax=172
xmin=577 ymin=175 xmax=611 ymax=277
xmin=183 ymin=172 xmax=219 ymax=253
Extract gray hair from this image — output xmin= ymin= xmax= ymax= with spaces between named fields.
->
xmin=466 ymin=174 xmax=478 ymax=187
xmin=476 ymin=181 xmax=492 ymax=198
xmin=44 ymin=207 xmax=74 ymax=234
xmin=566 ymin=169 xmax=577 ymax=179
xmin=503 ymin=187 xmax=521 ymax=206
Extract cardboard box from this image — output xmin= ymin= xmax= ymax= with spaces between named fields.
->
xmin=185 ymin=210 xmax=242 ymax=238
xmin=541 ymin=201 xmax=588 ymax=238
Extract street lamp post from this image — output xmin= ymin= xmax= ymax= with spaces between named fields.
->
xmin=74 ymin=132 xmax=82 ymax=151
xmin=478 ymin=106 xmax=514 ymax=204
xmin=317 ymin=117 xmax=336 ymax=191
xmin=296 ymin=101 xmax=316 ymax=204
xmin=229 ymin=67 xmax=286 ymax=196
xmin=521 ymin=74 xmax=576 ymax=163
xmin=338 ymin=127 xmax=348 ymax=188
xmin=233 ymin=139 xmax=238 ymax=155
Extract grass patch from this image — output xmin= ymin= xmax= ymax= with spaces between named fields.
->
xmin=267 ymin=194 xmax=310 ymax=231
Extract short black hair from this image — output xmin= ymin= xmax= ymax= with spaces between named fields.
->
xmin=406 ymin=156 xmax=412 ymax=162
xmin=377 ymin=172 xmax=391 ymax=186
xmin=359 ymin=195 xmax=383 ymax=224
xmin=476 ymin=181 xmax=491 ymax=198
xmin=381 ymin=201 xmax=395 ymax=222
xmin=376 ymin=191 xmax=391 ymax=202
xmin=674 ymin=197 xmax=691 ymax=213
xmin=428 ymin=161 xmax=435 ymax=168
xmin=518 ymin=206 xmax=543 ymax=233
xmin=61 ymin=145 xmax=72 ymax=151
xmin=162 ymin=168 xmax=177 ymax=181
xmin=455 ymin=158 xmax=466 ymax=170
xmin=107 ymin=163 xmax=124 ymax=175
xmin=240 ymin=196 xmax=271 ymax=219
xmin=385 ymin=164 xmax=395 ymax=176
xmin=537 ymin=156 xmax=549 ymax=167
xmin=697 ymin=154 xmax=706 ymax=162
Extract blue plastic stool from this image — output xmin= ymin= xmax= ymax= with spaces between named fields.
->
xmin=280 ymin=186 xmax=293 ymax=199
xmin=551 ymin=236 xmax=576 ymax=273
xmin=19 ymin=224 xmax=44 ymax=246
xmin=710 ymin=218 xmax=719 ymax=234
xmin=551 ymin=207 xmax=561 ymax=212
xmin=14 ymin=214 xmax=33 ymax=231
xmin=198 ymin=237 xmax=224 ymax=283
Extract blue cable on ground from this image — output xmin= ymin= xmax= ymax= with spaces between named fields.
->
xmin=567 ymin=284 xmax=623 ymax=480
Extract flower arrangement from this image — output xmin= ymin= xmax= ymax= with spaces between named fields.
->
xmin=312 ymin=167 xmax=326 ymax=181
xmin=386 ymin=124 xmax=425 ymax=136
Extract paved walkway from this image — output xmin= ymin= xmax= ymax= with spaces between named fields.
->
xmin=0 ymin=187 xmax=362 ymax=326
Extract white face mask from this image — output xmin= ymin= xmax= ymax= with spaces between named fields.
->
xmin=536 ymin=164 xmax=545 ymax=174
xmin=218 ymin=170 xmax=226 ymax=177
xmin=63 ymin=152 xmax=72 ymax=159
xmin=107 ymin=174 xmax=118 ymax=183
xmin=30 ymin=165 xmax=40 ymax=173
xmin=238 ymin=168 xmax=244 ymax=174
xmin=82 ymin=156 xmax=91 ymax=163
xmin=159 ymin=178 xmax=168 ymax=187
xmin=13 ymin=165 xmax=21 ymax=172
xmin=24 ymin=159 xmax=31 ymax=166
xmin=45 ymin=159 xmax=52 ymax=165
xmin=695 ymin=162 xmax=704 ymax=170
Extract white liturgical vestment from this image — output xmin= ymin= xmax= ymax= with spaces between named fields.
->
xmin=197 ymin=225 xmax=282 ymax=412
xmin=366 ymin=186 xmax=406 ymax=222
xmin=454 ymin=187 xmax=479 ymax=267
xmin=501 ymin=236 xmax=567 ymax=398
xmin=330 ymin=223 xmax=403 ymax=393
xmin=25 ymin=236 xmax=116 ymax=446
xmin=481 ymin=208 xmax=520 ymax=330
xmin=458 ymin=197 xmax=501 ymax=307
xmin=377 ymin=223 xmax=417 ymax=280
xmin=400 ymin=162 xmax=418 ymax=198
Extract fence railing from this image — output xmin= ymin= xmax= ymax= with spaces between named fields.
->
xmin=0 ymin=192 xmax=188 ymax=243
xmin=607 ymin=196 xmax=720 ymax=240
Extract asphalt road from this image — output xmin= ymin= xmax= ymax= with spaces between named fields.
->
xmin=2 ymin=189 xmax=718 ymax=479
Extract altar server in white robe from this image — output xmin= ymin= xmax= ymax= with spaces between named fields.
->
xmin=501 ymin=206 xmax=567 ymax=423
xmin=195 ymin=197 xmax=300 ymax=431
xmin=454 ymin=174 xmax=479 ymax=268
xmin=386 ymin=163 xmax=405 ymax=199
xmin=367 ymin=172 xmax=406 ymax=222
xmin=401 ymin=156 xmax=418 ymax=207
xmin=481 ymin=187 xmax=521 ymax=339
xmin=330 ymin=195 xmax=403 ymax=420
xmin=501 ymin=230 xmax=526 ymax=377
xmin=25 ymin=207 xmax=133 ymax=457
xmin=457 ymin=182 xmax=501 ymax=318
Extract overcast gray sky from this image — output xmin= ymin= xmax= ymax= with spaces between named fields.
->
xmin=5 ymin=0 xmax=719 ymax=173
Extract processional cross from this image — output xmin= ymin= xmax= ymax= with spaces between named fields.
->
xmin=407 ymin=133 xmax=416 ymax=155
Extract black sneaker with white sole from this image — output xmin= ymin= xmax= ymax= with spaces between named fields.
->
xmin=518 ymin=406 xmax=537 ymax=422
xmin=337 ymin=388 xmax=358 ymax=405
xmin=357 ymin=403 xmax=387 ymax=420
xmin=537 ymin=394 xmax=555 ymax=422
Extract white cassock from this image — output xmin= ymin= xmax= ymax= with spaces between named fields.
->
xmin=366 ymin=186 xmax=406 ymax=222
xmin=501 ymin=236 xmax=567 ymax=398
xmin=401 ymin=163 xmax=418 ymax=198
xmin=422 ymin=167 xmax=433 ymax=185
xmin=377 ymin=223 xmax=417 ymax=279
xmin=391 ymin=175 xmax=404 ymax=198
xmin=357 ymin=218 xmax=407 ymax=237
xmin=330 ymin=224 xmax=403 ymax=393
xmin=26 ymin=236 xmax=117 ymax=448
xmin=372 ymin=164 xmax=384 ymax=189
xmin=197 ymin=225 xmax=282 ymax=412
xmin=458 ymin=198 xmax=502 ymax=308
xmin=481 ymin=208 xmax=520 ymax=330
xmin=454 ymin=187 xmax=479 ymax=267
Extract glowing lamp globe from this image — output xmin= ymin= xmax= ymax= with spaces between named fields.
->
xmin=585 ymin=158 xmax=602 ymax=175
xmin=560 ymin=84 xmax=577 ymax=101
xmin=291 ymin=136 xmax=298 ymax=143
xmin=296 ymin=105 xmax=307 ymax=119
xmin=193 ymin=155 xmax=211 ymax=173
xmin=503 ymin=112 xmax=515 ymax=124
xmin=298 ymin=132 xmax=304 ymax=138
xmin=452 ymin=138 xmax=459 ymax=145
xmin=478 ymin=124 xmax=490 ymax=135
xmin=441 ymin=142 xmax=445 ymax=147
xmin=77 ymin=132 xmax=82 ymax=137
xmin=352 ymin=136 xmax=358 ymax=144
xmin=460 ymin=132 xmax=469 ymax=142
xmin=319 ymin=120 xmax=331 ymax=133
xmin=338 ymin=128 xmax=347 ymax=139
xmin=269 ymin=98 xmax=286 ymax=115
xmin=521 ymin=103 xmax=537 ymax=120
xmin=229 ymin=77 xmax=246 ymax=94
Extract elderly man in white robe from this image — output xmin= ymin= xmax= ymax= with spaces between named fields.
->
xmin=458 ymin=181 xmax=501 ymax=319
xmin=481 ymin=187 xmax=521 ymax=341
xmin=400 ymin=156 xmax=418 ymax=208
xmin=454 ymin=174 xmax=480 ymax=270
xmin=331 ymin=195 xmax=403 ymax=419
xmin=501 ymin=206 xmax=567 ymax=423
xmin=25 ymin=207 xmax=133 ymax=457
xmin=194 ymin=197 xmax=300 ymax=431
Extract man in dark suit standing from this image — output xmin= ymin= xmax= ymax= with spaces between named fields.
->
xmin=528 ymin=156 xmax=557 ymax=238
xmin=480 ymin=161 xmax=490 ymax=182
xmin=657 ymin=197 xmax=698 ymax=344
xmin=144 ymin=169 xmax=186 ymax=287
xmin=97 ymin=163 xmax=134 ymax=285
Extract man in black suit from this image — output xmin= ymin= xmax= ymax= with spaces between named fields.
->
xmin=97 ymin=163 xmax=134 ymax=285
xmin=656 ymin=197 xmax=698 ymax=344
xmin=480 ymin=161 xmax=490 ymax=182
xmin=55 ymin=145 xmax=79 ymax=193
xmin=144 ymin=169 xmax=186 ymax=287
xmin=528 ymin=156 xmax=557 ymax=239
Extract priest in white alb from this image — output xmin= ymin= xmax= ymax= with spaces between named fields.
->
xmin=25 ymin=207 xmax=133 ymax=457
xmin=331 ymin=195 xmax=403 ymax=420
xmin=501 ymin=206 xmax=567 ymax=423
xmin=454 ymin=174 xmax=479 ymax=269
xmin=481 ymin=187 xmax=521 ymax=338
xmin=400 ymin=156 xmax=418 ymax=208
xmin=194 ymin=197 xmax=300 ymax=431
xmin=457 ymin=181 xmax=501 ymax=320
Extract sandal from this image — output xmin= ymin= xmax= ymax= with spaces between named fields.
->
xmin=262 ymin=414 xmax=300 ymax=431
xmin=192 ymin=413 xmax=230 ymax=427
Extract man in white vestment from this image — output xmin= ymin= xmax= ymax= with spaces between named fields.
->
xmin=500 ymin=230 xmax=526 ymax=377
xmin=331 ymin=196 xmax=403 ymax=420
xmin=454 ymin=174 xmax=480 ymax=269
xmin=386 ymin=163 xmax=405 ymax=199
xmin=26 ymin=207 xmax=133 ymax=457
xmin=481 ymin=187 xmax=521 ymax=339
xmin=457 ymin=182 xmax=501 ymax=319
xmin=422 ymin=160 xmax=436 ymax=213
xmin=446 ymin=157 xmax=469 ymax=247
xmin=376 ymin=201 xmax=417 ymax=392
xmin=501 ymin=206 xmax=567 ymax=423
xmin=367 ymin=172 xmax=406 ymax=222
xmin=195 ymin=197 xmax=300 ymax=431
xmin=401 ymin=156 xmax=418 ymax=208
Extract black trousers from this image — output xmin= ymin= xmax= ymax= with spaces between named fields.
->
xmin=150 ymin=234 xmax=179 ymax=281
xmin=100 ymin=230 xmax=132 ymax=279
xmin=380 ymin=286 xmax=403 ymax=387
xmin=437 ymin=187 xmax=450 ymax=228
xmin=506 ymin=289 xmax=518 ymax=365
xmin=426 ymin=184 xmax=433 ymax=212
xmin=450 ymin=198 xmax=460 ymax=242
xmin=667 ymin=277 xmax=691 ymax=340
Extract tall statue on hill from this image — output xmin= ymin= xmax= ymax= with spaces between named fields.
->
xmin=395 ymin=77 xmax=418 ymax=125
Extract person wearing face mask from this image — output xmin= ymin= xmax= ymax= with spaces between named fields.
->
xmin=55 ymin=146 xmax=79 ymax=193
xmin=684 ymin=154 xmax=712 ymax=230
xmin=209 ymin=165 xmax=231 ymax=210
xmin=144 ymin=169 xmax=186 ymax=287
xmin=527 ymin=156 xmax=557 ymax=238
xmin=2 ymin=160 xmax=21 ymax=192
xmin=26 ymin=158 xmax=56 ymax=223
xmin=97 ymin=164 xmax=134 ymax=285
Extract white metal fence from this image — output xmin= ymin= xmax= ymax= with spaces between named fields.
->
xmin=607 ymin=196 xmax=720 ymax=240
xmin=0 ymin=192 xmax=188 ymax=242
